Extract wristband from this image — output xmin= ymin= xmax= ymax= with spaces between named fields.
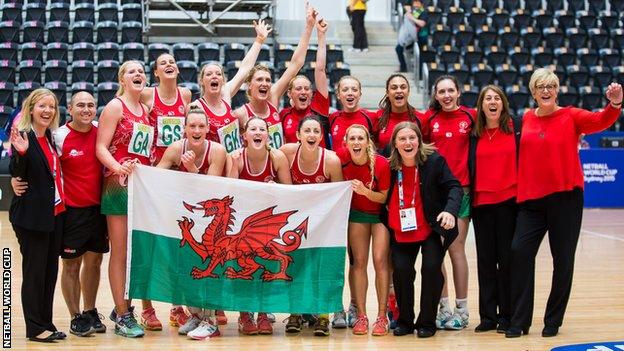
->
xmin=611 ymin=101 xmax=623 ymax=107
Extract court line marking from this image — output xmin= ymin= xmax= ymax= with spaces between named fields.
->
xmin=581 ymin=229 xmax=624 ymax=242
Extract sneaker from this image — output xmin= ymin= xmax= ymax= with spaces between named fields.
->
xmin=347 ymin=302 xmax=358 ymax=328
xmin=372 ymin=316 xmax=389 ymax=336
xmin=70 ymin=313 xmax=95 ymax=337
xmin=387 ymin=293 xmax=399 ymax=330
xmin=178 ymin=314 xmax=201 ymax=335
xmin=188 ymin=319 xmax=220 ymax=340
xmin=215 ymin=310 xmax=227 ymax=325
xmin=256 ymin=313 xmax=273 ymax=335
xmin=436 ymin=304 xmax=453 ymax=330
xmin=331 ymin=311 xmax=347 ymax=329
xmin=84 ymin=309 xmax=106 ymax=333
xmin=285 ymin=314 xmax=303 ymax=333
xmin=140 ymin=307 xmax=163 ymax=331
xmin=313 ymin=316 xmax=330 ymax=336
xmin=109 ymin=306 xmax=134 ymax=322
xmin=266 ymin=312 xmax=276 ymax=323
xmin=352 ymin=314 xmax=369 ymax=335
xmin=169 ymin=306 xmax=189 ymax=327
xmin=362 ymin=48 xmax=369 ymax=53
xmin=444 ymin=307 xmax=469 ymax=330
xmin=115 ymin=311 xmax=145 ymax=338
xmin=238 ymin=312 xmax=258 ymax=335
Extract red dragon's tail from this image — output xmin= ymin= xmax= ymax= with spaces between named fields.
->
xmin=279 ymin=218 xmax=309 ymax=252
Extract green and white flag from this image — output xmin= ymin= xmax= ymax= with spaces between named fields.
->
xmin=127 ymin=165 xmax=351 ymax=313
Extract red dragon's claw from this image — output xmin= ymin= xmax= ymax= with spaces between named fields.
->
xmin=261 ymin=271 xmax=292 ymax=282
xmin=180 ymin=238 xmax=187 ymax=247
xmin=191 ymin=266 xmax=218 ymax=279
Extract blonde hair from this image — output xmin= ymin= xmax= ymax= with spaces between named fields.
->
xmin=528 ymin=67 xmax=559 ymax=95
xmin=345 ymin=124 xmax=376 ymax=191
xmin=17 ymin=88 xmax=60 ymax=132
xmin=116 ymin=60 xmax=145 ymax=97
xmin=335 ymin=75 xmax=362 ymax=94
xmin=198 ymin=62 xmax=225 ymax=97
xmin=244 ymin=64 xmax=273 ymax=100
xmin=388 ymin=121 xmax=436 ymax=170
xmin=287 ymin=75 xmax=311 ymax=92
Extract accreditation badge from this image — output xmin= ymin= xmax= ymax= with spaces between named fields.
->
xmin=157 ymin=116 xmax=185 ymax=147
xmin=399 ymin=207 xmax=418 ymax=232
xmin=217 ymin=120 xmax=242 ymax=154
xmin=268 ymin=123 xmax=284 ymax=149
xmin=128 ymin=122 xmax=154 ymax=158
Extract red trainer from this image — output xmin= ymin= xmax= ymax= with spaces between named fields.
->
xmin=215 ymin=310 xmax=228 ymax=325
xmin=140 ymin=307 xmax=163 ymax=331
xmin=372 ymin=315 xmax=389 ymax=336
xmin=238 ymin=312 xmax=258 ymax=335
xmin=169 ymin=306 xmax=189 ymax=327
xmin=352 ymin=314 xmax=369 ymax=335
xmin=256 ymin=313 xmax=273 ymax=335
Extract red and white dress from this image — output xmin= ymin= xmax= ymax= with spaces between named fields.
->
xmin=239 ymin=148 xmax=276 ymax=183
xmin=280 ymin=91 xmax=330 ymax=146
xmin=289 ymin=145 xmax=329 ymax=184
xmin=197 ymin=97 xmax=241 ymax=154
xmin=244 ymin=102 xmax=283 ymax=149
xmin=176 ymin=139 xmax=212 ymax=174
xmin=149 ymin=87 xmax=187 ymax=165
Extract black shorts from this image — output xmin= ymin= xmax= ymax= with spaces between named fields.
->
xmin=61 ymin=205 xmax=109 ymax=259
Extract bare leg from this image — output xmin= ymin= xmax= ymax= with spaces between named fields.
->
xmin=81 ymin=252 xmax=103 ymax=311
xmin=371 ymin=223 xmax=390 ymax=317
xmin=348 ymin=222 xmax=371 ymax=316
xmin=61 ymin=257 xmax=83 ymax=316
xmin=448 ymin=217 xmax=470 ymax=300
xmin=107 ymin=215 xmax=130 ymax=314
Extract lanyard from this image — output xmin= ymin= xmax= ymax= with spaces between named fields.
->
xmin=397 ymin=166 xmax=417 ymax=209
xmin=43 ymin=136 xmax=57 ymax=179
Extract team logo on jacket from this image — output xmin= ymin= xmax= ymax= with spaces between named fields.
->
xmin=432 ymin=122 xmax=440 ymax=133
xmin=69 ymin=149 xmax=84 ymax=157
xmin=178 ymin=105 xmax=185 ymax=114
xmin=459 ymin=121 xmax=469 ymax=134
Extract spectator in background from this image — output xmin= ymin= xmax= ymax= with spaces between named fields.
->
xmin=349 ymin=0 xmax=369 ymax=52
xmin=395 ymin=0 xmax=428 ymax=73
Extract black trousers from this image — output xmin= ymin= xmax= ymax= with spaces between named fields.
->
xmin=509 ymin=189 xmax=583 ymax=330
xmin=351 ymin=10 xmax=368 ymax=49
xmin=391 ymin=232 xmax=444 ymax=331
xmin=472 ymin=198 xmax=517 ymax=327
xmin=13 ymin=218 xmax=63 ymax=338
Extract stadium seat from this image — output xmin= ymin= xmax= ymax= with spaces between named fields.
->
xmin=505 ymin=85 xmax=530 ymax=111
xmin=579 ymin=86 xmax=603 ymax=109
xmin=20 ymin=42 xmax=43 ymax=61
xmin=231 ymin=87 xmax=247 ymax=109
xmin=438 ymin=45 xmax=461 ymax=65
xmin=0 ymin=60 xmax=16 ymax=85
xmin=499 ymin=26 xmax=520 ymax=49
xmin=305 ymin=45 xmax=317 ymax=63
xmin=424 ymin=6 xmax=443 ymax=27
xmin=554 ymin=47 xmax=576 ymax=67
xmin=447 ymin=63 xmax=470 ymax=83
xmin=0 ymin=43 xmax=18 ymax=62
xmin=97 ymin=42 xmax=120 ymax=61
xmin=578 ymin=11 xmax=598 ymax=30
xmin=179 ymin=82 xmax=200 ymax=101
xmin=446 ymin=7 xmax=465 ymax=28
xmin=558 ymin=86 xmax=579 ymax=106
xmin=301 ymin=62 xmax=316 ymax=82
xmin=73 ymin=42 xmax=96 ymax=61
xmin=72 ymin=21 xmax=95 ymax=43
xmin=430 ymin=24 xmax=452 ymax=47
xmin=590 ymin=66 xmax=612 ymax=87
xmin=0 ymin=82 xmax=15 ymax=107
xmin=568 ymin=0 xmax=586 ymax=12
xmin=495 ymin=63 xmax=519 ymax=88
xmin=519 ymin=64 xmax=536 ymax=86
xmin=547 ymin=0 xmax=564 ymax=12
xmin=253 ymin=43 xmax=271 ymax=62
xmin=22 ymin=21 xmax=45 ymax=43
xmin=75 ymin=3 xmax=96 ymax=23
xmin=567 ymin=65 xmax=590 ymax=88
xmin=121 ymin=0 xmax=142 ymax=4
xmin=173 ymin=43 xmax=195 ymax=62
xmin=588 ymin=28 xmax=609 ymax=49
xmin=47 ymin=21 xmax=69 ymax=43
xmin=577 ymin=48 xmax=600 ymax=67
xmin=511 ymin=9 xmax=532 ymax=30
xmin=468 ymin=8 xmax=487 ymax=28
xmin=453 ymin=24 xmax=475 ymax=48
xmin=97 ymin=82 xmax=119 ymax=107
xmin=419 ymin=44 xmax=437 ymax=65
xmin=148 ymin=43 xmax=171 ymax=64
xmin=485 ymin=46 xmax=507 ymax=66
xmin=471 ymin=63 xmax=494 ymax=88
xmin=476 ymin=25 xmax=497 ymax=49
xmin=71 ymin=82 xmax=95 ymax=96
xmin=503 ymin=0 xmax=520 ymax=13
xmin=274 ymin=43 xmax=294 ymax=64
xmin=613 ymin=66 xmax=624 ymax=83
xmin=546 ymin=64 xmax=567 ymax=83
xmin=509 ymin=46 xmax=531 ymax=68
xmin=554 ymin=10 xmax=575 ymax=28
xmin=50 ymin=3 xmax=71 ymax=23
xmin=0 ymin=106 xmax=14 ymax=132
xmin=98 ymin=3 xmax=120 ymax=23
xmin=18 ymin=81 xmax=42 ymax=106
xmin=461 ymin=84 xmax=479 ymax=108
xmin=328 ymin=62 xmax=351 ymax=86
xmin=589 ymin=0 xmax=606 ymax=13
xmin=436 ymin=0 xmax=453 ymax=12
xmin=480 ymin=0 xmax=498 ymax=12
xmin=599 ymin=11 xmax=620 ymax=32
xmin=425 ymin=63 xmax=445 ymax=91
xmin=458 ymin=0 xmax=476 ymax=11
xmin=44 ymin=60 xmax=68 ymax=84
xmin=532 ymin=10 xmax=554 ymax=31
xmin=71 ymin=60 xmax=95 ymax=84
xmin=44 ymin=81 xmax=67 ymax=107
xmin=531 ymin=47 xmax=554 ymax=66
xmin=611 ymin=0 xmax=624 ymax=12
xmin=327 ymin=44 xmax=344 ymax=64
xmin=611 ymin=29 xmax=624 ymax=51
xmin=122 ymin=3 xmax=142 ymax=22
xmin=491 ymin=8 xmax=510 ymax=29
xmin=566 ymin=28 xmax=588 ymax=50
xmin=462 ymin=45 xmax=483 ymax=66
xmin=96 ymin=21 xmax=118 ymax=44
xmin=24 ymin=3 xmax=46 ymax=23
xmin=97 ymin=60 xmax=120 ymax=84
xmin=177 ymin=60 xmax=198 ymax=83
xmin=121 ymin=42 xmax=144 ymax=61
xmin=121 ymin=21 xmax=142 ymax=44
xmin=521 ymin=27 xmax=542 ymax=49
xmin=0 ymin=21 xmax=20 ymax=43
xmin=543 ymin=27 xmax=565 ymax=48
xmin=224 ymin=43 xmax=246 ymax=64
xmin=198 ymin=43 xmax=220 ymax=65
xmin=0 ymin=3 xmax=21 ymax=23
xmin=18 ymin=60 xmax=42 ymax=84
xmin=599 ymin=48 xmax=622 ymax=68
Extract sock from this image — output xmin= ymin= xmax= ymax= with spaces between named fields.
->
xmin=439 ymin=297 xmax=450 ymax=308
xmin=455 ymin=298 xmax=468 ymax=310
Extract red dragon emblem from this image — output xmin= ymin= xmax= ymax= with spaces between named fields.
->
xmin=177 ymin=196 xmax=309 ymax=281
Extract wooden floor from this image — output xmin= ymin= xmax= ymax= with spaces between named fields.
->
xmin=1 ymin=209 xmax=623 ymax=350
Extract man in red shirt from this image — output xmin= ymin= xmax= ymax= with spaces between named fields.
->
xmin=12 ymin=92 xmax=108 ymax=337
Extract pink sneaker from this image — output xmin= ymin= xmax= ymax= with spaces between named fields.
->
xmin=215 ymin=310 xmax=227 ymax=325
xmin=256 ymin=313 xmax=273 ymax=335
xmin=372 ymin=315 xmax=389 ymax=336
xmin=169 ymin=306 xmax=189 ymax=327
xmin=238 ymin=312 xmax=258 ymax=335
xmin=352 ymin=314 xmax=369 ymax=335
xmin=140 ymin=307 xmax=163 ymax=331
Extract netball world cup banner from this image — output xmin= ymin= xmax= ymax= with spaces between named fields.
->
xmin=127 ymin=165 xmax=351 ymax=313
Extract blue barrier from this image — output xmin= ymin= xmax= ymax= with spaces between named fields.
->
xmin=581 ymin=149 xmax=624 ymax=208
xmin=551 ymin=341 xmax=624 ymax=351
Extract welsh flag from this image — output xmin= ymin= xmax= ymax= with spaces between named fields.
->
xmin=127 ymin=165 xmax=352 ymax=313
